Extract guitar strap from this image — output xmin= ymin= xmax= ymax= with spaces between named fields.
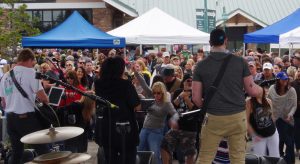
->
xmin=10 ymin=69 xmax=60 ymax=127
xmin=10 ymin=70 xmax=29 ymax=99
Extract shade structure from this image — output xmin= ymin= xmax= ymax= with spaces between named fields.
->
xmin=244 ymin=8 xmax=300 ymax=44
xmin=108 ymin=7 xmax=209 ymax=45
xmin=279 ymin=26 xmax=300 ymax=44
xmin=22 ymin=11 xmax=125 ymax=48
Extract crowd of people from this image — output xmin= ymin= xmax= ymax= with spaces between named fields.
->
xmin=0 ymin=28 xmax=299 ymax=164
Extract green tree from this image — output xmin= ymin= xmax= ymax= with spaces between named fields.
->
xmin=0 ymin=0 xmax=40 ymax=58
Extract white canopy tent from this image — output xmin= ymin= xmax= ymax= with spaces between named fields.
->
xmin=279 ymin=26 xmax=300 ymax=44
xmin=108 ymin=7 xmax=209 ymax=45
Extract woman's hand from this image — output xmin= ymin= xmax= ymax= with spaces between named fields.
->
xmin=285 ymin=115 xmax=293 ymax=123
xmin=179 ymin=91 xmax=191 ymax=101
xmin=252 ymin=134 xmax=262 ymax=143
xmin=169 ymin=120 xmax=179 ymax=130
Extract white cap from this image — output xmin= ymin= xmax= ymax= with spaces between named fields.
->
xmin=0 ymin=59 xmax=7 ymax=68
xmin=162 ymin=52 xmax=170 ymax=58
xmin=263 ymin=62 xmax=273 ymax=70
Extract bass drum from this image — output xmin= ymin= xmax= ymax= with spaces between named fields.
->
xmin=35 ymin=100 xmax=60 ymax=128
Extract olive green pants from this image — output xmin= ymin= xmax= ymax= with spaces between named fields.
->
xmin=196 ymin=111 xmax=247 ymax=164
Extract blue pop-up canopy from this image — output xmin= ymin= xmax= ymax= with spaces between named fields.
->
xmin=244 ymin=8 xmax=300 ymax=43
xmin=22 ymin=11 xmax=125 ymax=48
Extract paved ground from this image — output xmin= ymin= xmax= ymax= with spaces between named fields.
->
xmin=86 ymin=141 xmax=300 ymax=164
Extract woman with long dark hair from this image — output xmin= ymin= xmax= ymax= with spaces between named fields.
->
xmin=76 ymin=66 xmax=88 ymax=89
xmin=59 ymin=94 xmax=95 ymax=153
xmin=268 ymin=71 xmax=297 ymax=163
xmin=94 ymin=56 xmax=141 ymax=164
xmin=60 ymin=70 xmax=85 ymax=106
xmin=246 ymin=87 xmax=279 ymax=157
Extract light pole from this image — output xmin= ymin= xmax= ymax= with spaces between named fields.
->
xmin=204 ymin=0 xmax=208 ymax=32
xmin=222 ymin=6 xmax=228 ymax=32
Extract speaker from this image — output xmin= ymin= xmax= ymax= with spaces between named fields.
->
xmin=245 ymin=153 xmax=286 ymax=164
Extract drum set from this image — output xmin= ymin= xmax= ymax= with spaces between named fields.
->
xmin=21 ymin=126 xmax=91 ymax=164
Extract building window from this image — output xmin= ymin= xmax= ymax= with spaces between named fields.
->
xmin=26 ymin=9 xmax=93 ymax=32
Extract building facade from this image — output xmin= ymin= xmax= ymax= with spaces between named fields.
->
xmin=2 ymin=0 xmax=300 ymax=51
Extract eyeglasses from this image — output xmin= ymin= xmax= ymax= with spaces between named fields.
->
xmin=79 ymin=62 xmax=85 ymax=64
xmin=153 ymin=92 xmax=162 ymax=95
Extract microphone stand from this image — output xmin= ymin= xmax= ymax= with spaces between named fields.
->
xmin=36 ymin=72 xmax=120 ymax=164
xmin=35 ymin=72 xmax=119 ymax=109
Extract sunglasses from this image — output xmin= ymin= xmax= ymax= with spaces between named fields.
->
xmin=153 ymin=92 xmax=162 ymax=95
xmin=186 ymin=79 xmax=192 ymax=82
xmin=79 ymin=62 xmax=85 ymax=64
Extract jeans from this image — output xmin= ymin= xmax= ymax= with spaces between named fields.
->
xmin=276 ymin=118 xmax=295 ymax=164
xmin=138 ymin=128 xmax=164 ymax=164
xmin=6 ymin=112 xmax=50 ymax=164
xmin=294 ymin=117 xmax=300 ymax=150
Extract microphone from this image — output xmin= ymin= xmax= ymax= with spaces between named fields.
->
xmin=35 ymin=72 xmax=119 ymax=109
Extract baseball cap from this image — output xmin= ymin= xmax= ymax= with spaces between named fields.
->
xmin=66 ymin=55 xmax=74 ymax=61
xmin=263 ymin=62 xmax=273 ymax=70
xmin=162 ymin=64 xmax=175 ymax=77
xmin=294 ymin=53 xmax=300 ymax=59
xmin=171 ymin=56 xmax=179 ymax=61
xmin=0 ymin=59 xmax=8 ymax=68
xmin=276 ymin=71 xmax=288 ymax=80
xmin=248 ymin=61 xmax=256 ymax=67
xmin=162 ymin=52 xmax=170 ymax=58
xmin=245 ymin=56 xmax=254 ymax=62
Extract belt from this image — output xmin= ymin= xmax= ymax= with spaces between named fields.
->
xmin=7 ymin=112 xmax=35 ymax=118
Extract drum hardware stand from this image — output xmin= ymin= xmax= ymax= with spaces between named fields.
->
xmin=116 ymin=121 xmax=131 ymax=164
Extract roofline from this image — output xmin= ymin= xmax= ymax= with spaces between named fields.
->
xmin=0 ymin=2 xmax=105 ymax=9
xmin=216 ymin=8 xmax=268 ymax=27
xmin=104 ymin=0 xmax=138 ymax=17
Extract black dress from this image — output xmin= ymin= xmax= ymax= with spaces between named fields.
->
xmin=95 ymin=78 xmax=140 ymax=164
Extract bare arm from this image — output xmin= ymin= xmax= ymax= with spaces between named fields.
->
xmin=288 ymin=88 xmax=297 ymax=117
xmin=246 ymin=98 xmax=255 ymax=136
xmin=1 ymin=97 xmax=5 ymax=109
xmin=134 ymin=104 xmax=141 ymax=112
xmin=244 ymin=75 xmax=262 ymax=97
xmin=192 ymin=81 xmax=203 ymax=108
xmin=42 ymin=80 xmax=55 ymax=90
xmin=36 ymin=89 xmax=49 ymax=104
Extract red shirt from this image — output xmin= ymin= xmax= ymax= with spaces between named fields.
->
xmin=60 ymin=84 xmax=85 ymax=106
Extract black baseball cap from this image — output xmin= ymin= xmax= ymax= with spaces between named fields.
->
xmin=210 ymin=28 xmax=226 ymax=46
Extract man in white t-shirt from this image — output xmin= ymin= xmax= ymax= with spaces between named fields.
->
xmin=0 ymin=48 xmax=49 ymax=164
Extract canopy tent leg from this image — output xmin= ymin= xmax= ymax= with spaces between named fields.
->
xmin=243 ymin=43 xmax=246 ymax=57
xmin=279 ymin=44 xmax=281 ymax=57
xmin=139 ymin=44 xmax=143 ymax=56
xmin=289 ymin=43 xmax=293 ymax=61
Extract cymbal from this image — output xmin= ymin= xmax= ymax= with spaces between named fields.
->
xmin=60 ymin=153 xmax=91 ymax=164
xmin=26 ymin=153 xmax=91 ymax=164
xmin=21 ymin=126 xmax=84 ymax=144
xmin=33 ymin=151 xmax=71 ymax=163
